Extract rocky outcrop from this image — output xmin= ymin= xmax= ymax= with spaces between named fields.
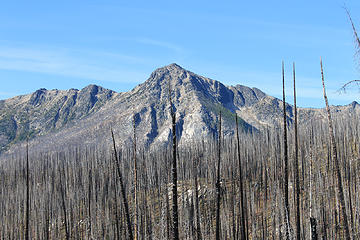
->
xmin=0 ymin=85 xmax=114 ymax=152
xmin=0 ymin=63 xmax=358 ymax=155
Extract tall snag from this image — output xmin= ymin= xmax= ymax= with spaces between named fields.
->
xmin=320 ymin=58 xmax=351 ymax=240
xmin=340 ymin=8 xmax=360 ymax=92
xmin=88 ymin=161 xmax=92 ymax=238
xmin=25 ymin=140 xmax=30 ymax=240
xmin=133 ymin=114 xmax=139 ymax=240
xmin=293 ymin=63 xmax=301 ymax=240
xmin=309 ymin=126 xmax=318 ymax=240
xmin=345 ymin=7 xmax=360 ymax=49
xmin=58 ymin=159 xmax=69 ymax=240
xmin=192 ymin=153 xmax=202 ymax=240
xmin=168 ymin=79 xmax=179 ymax=240
xmin=215 ymin=111 xmax=222 ymax=240
xmin=236 ymin=115 xmax=247 ymax=240
xmin=111 ymin=130 xmax=134 ymax=240
xmin=112 ymin=159 xmax=121 ymax=240
xmin=282 ymin=61 xmax=290 ymax=239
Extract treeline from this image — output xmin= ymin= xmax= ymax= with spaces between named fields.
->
xmin=0 ymin=107 xmax=359 ymax=239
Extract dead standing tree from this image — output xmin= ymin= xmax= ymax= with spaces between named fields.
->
xmin=236 ymin=115 xmax=248 ymax=240
xmin=112 ymin=158 xmax=121 ymax=240
xmin=133 ymin=115 xmax=139 ymax=240
xmin=192 ymin=153 xmax=202 ymax=240
xmin=87 ymin=161 xmax=93 ymax=238
xmin=168 ymin=79 xmax=179 ymax=240
xmin=25 ymin=140 xmax=30 ymax=240
xmin=293 ymin=63 xmax=301 ymax=240
xmin=111 ymin=130 xmax=134 ymax=240
xmin=340 ymin=8 xmax=360 ymax=92
xmin=309 ymin=126 xmax=318 ymax=240
xmin=215 ymin=111 xmax=222 ymax=240
xmin=282 ymin=61 xmax=291 ymax=239
xmin=320 ymin=58 xmax=351 ymax=240
xmin=58 ymin=159 xmax=69 ymax=240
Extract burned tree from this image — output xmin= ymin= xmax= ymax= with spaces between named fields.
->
xmin=111 ymin=130 xmax=134 ymax=240
xmin=168 ymin=79 xmax=179 ymax=240
xmin=321 ymin=58 xmax=351 ymax=240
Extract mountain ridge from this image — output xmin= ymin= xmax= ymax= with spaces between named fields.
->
xmin=0 ymin=63 xmax=359 ymax=155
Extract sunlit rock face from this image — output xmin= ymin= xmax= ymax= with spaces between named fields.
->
xmin=1 ymin=63 xmax=359 ymax=155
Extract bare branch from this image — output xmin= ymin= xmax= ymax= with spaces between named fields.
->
xmin=344 ymin=7 xmax=360 ymax=53
xmin=338 ymin=79 xmax=360 ymax=93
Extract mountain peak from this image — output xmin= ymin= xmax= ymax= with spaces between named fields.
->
xmin=163 ymin=63 xmax=184 ymax=70
xmin=1 ymin=63 xmax=359 ymax=155
xmin=152 ymin=63 xmax=186 ymax=74
xmin=82 ymin=84 xmax=100 ymax=91
xmin=169 ymin=62 xmax=183 ymax=69
xmin=142 ymin=63 xmax=189 ymax=88
xmin=29 ymin=88 xmax=48 ymax=106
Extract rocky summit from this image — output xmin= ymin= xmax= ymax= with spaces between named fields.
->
xmin=0 ymin=63 xmax=359 ymax=154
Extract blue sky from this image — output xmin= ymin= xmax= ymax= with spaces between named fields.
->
xmin=1 ymin=1 xmax=360 ymax=107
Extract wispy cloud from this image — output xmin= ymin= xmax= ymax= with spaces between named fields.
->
xmin=135 ymin=38 xmax=185 ymax=54
xmin=0 ymin=92 xmax=15 ymax=97
xmin=0 ymin=91 xmax=18 ymax=100
xmin=0 ymin=45 xmax=148 ymax=83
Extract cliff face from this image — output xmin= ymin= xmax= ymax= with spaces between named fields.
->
xmin=1 ymin=63 xmax=359 ymax=154
xmin=0 ymin=85 xmax=114 ymax=152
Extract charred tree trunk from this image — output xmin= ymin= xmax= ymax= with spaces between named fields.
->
xmin=169 ymin=80 xmax=179 ymax=240
xmin=112 ymin=160 xmax=121 ymax=240
xmin=88 ymin=163 xmax=92 ymax=239
xmin=236 ymin=115 xmax=247 ymax=240
xmin=215 ymin=111 xmax=222 ymax=240
xmin=309 ymin=126 xmax=318 ymax=240
xmin=133 ymin=115 xmax=138 ymax=240
xmin=282 ymin=61 xmax=290 ymax=239
xmin=111 ymin=130 xmax=134 ymax=240
xmin=310 ymin=217 xmax=318 ymax=240
xmin=25 ymin=140 xmax=30 ymax=240
xmin=58 ymin=161 xmax=69 ymax=240
xmin=193 ymin=154 xmax=202 ymax=240
xmin=320 ymin=58 xmax=351 ymax=240
xmin=293 ymin=63 xmax=301 ymax=240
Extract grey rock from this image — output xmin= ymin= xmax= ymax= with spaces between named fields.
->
xmin=0 ymin=63 xmax=359 ymax=155
xmin=0 ymin=85 xmax=114 ymax=152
